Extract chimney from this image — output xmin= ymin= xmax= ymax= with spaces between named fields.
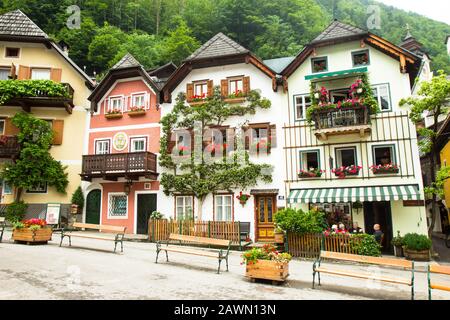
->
xmin=58 ymin=40 xmax=70 ymax=56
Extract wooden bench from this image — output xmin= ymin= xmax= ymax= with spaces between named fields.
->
xmin=0 ymin=217 xmax=5 ymax=243
xmin=313 ymin=250 xmax=415 ymax=299
xmin=428 ymin=264 xmax=450 ymax=300
xmin=59 ymin=222 xmax=126 ymax=253
xmin=156 ymin=233 xmax=231 ymax=273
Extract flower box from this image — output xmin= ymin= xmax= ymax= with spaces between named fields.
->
xmin=298 ymin=169 xmax=323 ymax=178
xmin=189 ymin=100 xmax=207 ymax=106
xmin=224 ymin=97 xmax=246 ymax=104
xmin=246 ymin=260 xmax=289 ymax=282
xmin=128 ymin=110 xmax=146 ymax=117
xmin=12 ymin=227 xmax=53 ymax=244
xmin=105 ymin=113 xmax=123 ymax=119
xmin=332 ymin=165 xmax=362 ymax=178
xmin=370 ymin=164 xmax=400 ymax=175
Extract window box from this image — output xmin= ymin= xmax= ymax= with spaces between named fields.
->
xmin=370 ymin=164 xmax=400 ymax=174
xmin=332 ymin=165 xmax=362 ymax=178
xmin=224 ymin=97 xmax=246 ymax=104
xmin=105 ymin=112 xmax=123 ymax=119
xmin=128 ymin=107 xmax=146 ymax=117
xmin=298 ymin=169 xmax=323 ymax=179
xmin=189 ymin=100 xmax=207 ymax=106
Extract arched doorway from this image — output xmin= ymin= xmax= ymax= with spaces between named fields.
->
xmin=86 ymin=189 xmax=101 ymax=224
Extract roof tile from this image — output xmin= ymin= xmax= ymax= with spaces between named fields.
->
xmin=312 ymin=20 xmax=367 ymax=44
xmin=0 ymin=10 xmax=47 ymax=38
xmin=185 ymin=32 xmax=249 ymax=61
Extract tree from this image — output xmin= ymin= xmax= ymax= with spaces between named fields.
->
xmin=159 ymin=87 xmax=273 ymax=219
xmin=0 ymin=113 xmax=69 ymax=202
xmin=400 ymin=71 xmax=450 ymax=246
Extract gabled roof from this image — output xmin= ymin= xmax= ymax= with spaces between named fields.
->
xmin=263 ymin=57 xmax=295 ymax=73
xmin=0 ymin=9 xmax=47 ymax=38
xmin=311 ymin=20 xmax=367 ymax=44
xmin=185 ymin=32 xmax=249 ymax=62
xmin=112 ymin=53 xmax=141 ymax=69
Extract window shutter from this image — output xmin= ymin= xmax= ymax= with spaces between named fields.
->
xmin=17 ymin=65 xmax=30 ymax=80
xmin=4 ymin=118 xmax=19 ymax=136
xmin=207 ymin=80 xmax=214 ymax=97
xmin=189 ymin=128 xmax=195 ymax=151
xmin=10 ymin=63 xmax=17 ymax=79
xmin=186 ymin=83 xmax=194 ymax=102
xmin=221 ymin=79 xmax=228 ymax=97
xmin=243 ymin=76 xmax=250 ymax=94
xmin=52 ymin=120 xmax=64 ymax=145
xmin=242 ymin=125 xmax=250 ymax=150
xmin=269 ymin=124 xmax=276 ymax=148
xmin=167 ymin=130 xmax=176 ymax=154
xmin=50 ymin=68 xmax=62 ymax=82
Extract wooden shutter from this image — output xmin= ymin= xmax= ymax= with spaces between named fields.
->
xmin=221 ymin=79 xmax=228 ymax=97
xmin=167 ymin=130 xmax=176 ymax=154
xmin=207 ymin=80 xmax=213 ymax=97
xmin=189 ymin=128 xmax=195 ymax=151
xmin=186 ymin=83 xmax=194 ymax=102
xmin=242 ymin=125 xmax=250 ymax=150
xmin=10 ymin=63 xmax=17 ymax=79
xmin=243 ymin=76 xmax=250 ymax=94
xmin=17 ymin=65 xmax=30 ymax=80
xmin=269 ymin=124 xmax=276 ymax=148
xmin=50 ymin=68 xmax=62 ymax=82
xmin=52 ymin=120 xmax=64 ymax=145
xmin=4 ymin=118 xmax=19 ymax=136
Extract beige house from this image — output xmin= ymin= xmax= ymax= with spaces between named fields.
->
xmin=0 ymin=10 xmax=94 ymax=219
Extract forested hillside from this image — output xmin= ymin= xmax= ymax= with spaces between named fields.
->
xmin=1 ymin=0 xmax=448 ymax=76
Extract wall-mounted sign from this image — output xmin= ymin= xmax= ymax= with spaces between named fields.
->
xmin=403 ymin=200 xmax=425 ymax=207
xmin=46 ymin=203 xmax=61 ymax=225
xmin=278 ymin=195 xmax=285 ymax=201
xmin=113 ymin=132 xmax=128 ymax=151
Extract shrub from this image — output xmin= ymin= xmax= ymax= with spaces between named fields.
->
xmin=150 ymin=211 xmax=164 ymax=220
xmin=274 ymin=208 xmax=327 ymax=234
xmin=403 ymin=233 xmax=432 ymax=251
xmin=6 ymin=201 xmax=28 ymax=223
xmin=350 ymin=234 xmax=382 ymax=256
xmin=71 ymin=186 xmax=84 ymax=210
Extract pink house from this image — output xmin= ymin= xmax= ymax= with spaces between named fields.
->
xmin=82 ymin=54 xmax=176 ymax=234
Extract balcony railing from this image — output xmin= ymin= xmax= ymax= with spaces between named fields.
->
xmin=81 ymin=152 xmax=158 ymax=181
xmin=0 ymin=135 xmax=20 ymax=158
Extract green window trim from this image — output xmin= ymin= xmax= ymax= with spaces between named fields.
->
xmin=305 ymin=66 xmax=367 ymax=81
xmin=352 ymin=49 xmax=370 ymax=67
xmin=371 ymin=144 xmax=397 ymax=166
xmin=334 ymin=146 xmax=358 ymax=168
xmin=299 ymin=149 xmax=321 ymax=171
xmin=311 ymin=56 xmax=328 ymax=74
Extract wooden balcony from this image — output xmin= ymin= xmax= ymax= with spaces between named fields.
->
xmin=80 ymin=152 xmax=158 ymax=181
xmin=311 ymin=105 xmax=371 ymax=140
xmin=3 ymin=83 xmax=75 ymax=114
xmin=0 ymin=135 xmax=20 ymax=158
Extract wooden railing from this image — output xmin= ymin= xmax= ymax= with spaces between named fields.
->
xmin=286 ymin=233 xmax=360 ymax=258
xmin=0 ymin=135 xmax=20 ymax=158
xmin=81 ymin=151 xmax=157 ymax=175
xmin=148 ymin=219 xmax=243 ymax=247
xmin=312 ymin=105 xmax=369 ymax=130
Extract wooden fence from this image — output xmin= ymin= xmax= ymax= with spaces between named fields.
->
xmin=149 ymin=219 xmax=242 ymax=246
xmin=286 ymin=233 xmax=360 ymax=258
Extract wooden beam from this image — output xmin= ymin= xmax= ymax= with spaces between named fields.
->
xmin=64 ymin=103 xmax=73 ymax=114
xmin=399 ymin=54 xmax=407 ymax=73
xmin=247 ymin=55 xmax=276 ymax=80
xmin=103 ymin=175 xmax=118 ymax=181
xmin=365 ymin=36 xmax=415 ymax=64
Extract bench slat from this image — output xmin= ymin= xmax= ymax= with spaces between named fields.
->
xmin=430 ymin=264 xmax=450 ymax=275
xmin=168 ymin=233 xmax=230 ymax=247
xmin=64 ymin=232 xmax=118 ymax=241
xmin=430 ymin=282 xmax=450 ymax=292
xmin=320 ymin=251 xmax=413 ymax=269
xmin=316 ymin=267 xmax=412 ymax=285
xmin=73 ymin=222 xmax=126 ymax=233
xmin=162 ymin=246 xmax=219 ymax=258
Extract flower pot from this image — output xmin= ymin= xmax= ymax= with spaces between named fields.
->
xmin=393 ymin=245 xmax=404 ymax=257
xmin=245 ymin=260 xmax=289 ymax=282
xmin=239 ymin=200 xmax=247 ymax=206
xmin=12 ymin=227 xmax=53 ymax=244
xmin=403 ymin=247 xmax=430 ymax=261
xmin=105 ymin=113 xmax=123 ymax=119
xmin=128 ymin=110 xmax=146 ymax=117
xmin=70 ymin=204 xmax=79 ymax=215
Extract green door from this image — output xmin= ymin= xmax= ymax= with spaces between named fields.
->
xmin=86 ymin=190 xmax=101 ymax=224
xmin=137 ymin=194 xmax=157 ymax=234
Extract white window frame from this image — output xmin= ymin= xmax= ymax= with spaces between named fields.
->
xmin=30 ymin=68 xmax=51 ymax=80
xmin=0 ymin=67 xmax=11 ymax=80
xmin=107 ymin=95 xmax=124 ymax=113
xmin=215 ymin=194 xmax=233 ymax=221
xmin=131 ymin=92 xmax=147 ymax=109
xmin=95 ymin=139 xmax=111 ymax=155
xmin=108 ymin=192 xmax=128 ymax=219
xmin=26 ymin=182 xmax=48 ymax=194
xmin=130 ymin=136 xmax=147 ymax=152
xmin=372 ymin=83 xmax=391 ymax=111
xmin=2 ymin=180 xmax=12 ymax=195
xmin=294 ymin=94 xmax=311 ymax=120
xmin=175 ymin=195 xmax=193 ymax=220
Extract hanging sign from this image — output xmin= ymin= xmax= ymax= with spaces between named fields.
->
xmin=113 ymin=132 xmax=128 ymax=151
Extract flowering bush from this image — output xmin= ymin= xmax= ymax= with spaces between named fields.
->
xmin=13 ymin=218 xmax=47 ymax=230
xmin=313 ymin=86 xmax=329 ymax=104
xmin=129 ymin=106 xmax=145 ymax=112
xmin=177 ymin=145 xmax=189 ymax=156
xmin=332 ymin=165 xmax=362 ymax=178
xmin=370 ymin=163 xmax=399 ymax=174
xmin=298 ymin=168 xmax=324 ymax=178
xmin=349 ymin=79 xmax=364 ymax=98
xmin=236 ymin=191 xmax=251 ymax=205
xmin=242 ymin=244 xmax=292 ymax=265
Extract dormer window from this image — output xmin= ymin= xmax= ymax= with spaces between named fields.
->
xmin=352 ymin=50 xmax=370 ymax=67
xmin=311 ymin=57 xmax=328 ymax=73
xmin=5 ymin=47 xmax=20 ymax=58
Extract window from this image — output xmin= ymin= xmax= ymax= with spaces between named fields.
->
xmin=330 ymin=89 xmax=350 ymax=103
xmin=5 ymin=47 xmax=20 ymax=58
xmin=335 ymin=147 xmax=357 ymax=167
xmin=108 ymin=193 xmax=128 ymax=217
xmin=0 ymin=67 xmax=11 ymax=80
xmin=372 ymin=84 xmax=391 ymax=111
xmin=229 ymin=77 xmax=243 ymax=95
xmin=300 ymin=150 xmax=320 ymax=171
xmin=0 ymin=119 xmax=5 ymax=134
xmin=108 ymin=96 xmax=123 ymax=112
xmin=294 ymin=95 xmax=312 ymax=120
xmin=373 ymin=145 xmax=395 ymax=165
xmin=27 ymin=182 xmax=47 ymax=193
xmin=95 ymin=139 xmax=110 ymax=155
xmin=311 ymin=57 xmax=328 ymax=73
xmin=31 ymin=68 xmax=51 ymax=80
xmin=130 ymin=137 xmax=147 ymax=152
xmin=131 ymin=94 xmax=146 ymax=108
xmin=2 ymin=180 xmax=12 ymax=195
xmin=247 ymin=126 xmax=269 ymax=150
xmin=352 ymin=50 xmax=370 ymax=67
xmin=175 ymin=196 xmax=193 ymax=220
xmin=194 ymin=81 xmax=208 ymax=97
xmin=215 ymin=195 xmax=232 ymax=221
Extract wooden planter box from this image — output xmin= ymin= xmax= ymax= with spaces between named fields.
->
xmin=189 ymin=100 xmax=207 ymax=106
xmin=372 ymin=169 xmax=400 ymax=175
xmin=128 ymin=110 xmax=146 ymax=117
xmin=403 ymin=247 xmax=430 ymax=261
xmin=246 ymin=260 xmax=289 ymax=283
xmin=12 ymin=227 xmax=53 ymax=244
xmin=105 ymin=113 xmax=123 ymax=119
xmin=224 ymin=97 xmax=246 ymax=104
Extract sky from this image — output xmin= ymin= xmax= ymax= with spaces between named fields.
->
xmin=375 ymin=0 xmax=450 ymax=25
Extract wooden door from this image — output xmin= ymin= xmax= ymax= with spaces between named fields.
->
xmin=86 ymin=190 xmax=101 ymax=225
xmin=137 ymin=194 xmax=157 ymax=234
xmin=256 ymin=195 xmax=276 ymax=242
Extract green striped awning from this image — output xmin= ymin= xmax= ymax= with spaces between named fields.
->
xmin=288 ymin=185 xmax=423 ymax=204
xmin=305 ymin=66 xmax=368 ymax=81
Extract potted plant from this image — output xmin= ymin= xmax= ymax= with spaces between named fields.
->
xmin=105 ymin=109 xmax=123 ymax=119
xmin=370 ymin=163 xmax=400 ymax=174
xmin=236 ymin=191 xmax=251 ymax=206
xmin=128 ymin=106 xmax=147 ymax=117
xmin=402 ymin=233 xmax=432 ymax=261
xmin=242 ymin=244 xmax=292 ymax=283
xmin=298 ymin=168 xmax=324 ymax=178
xmin=70 ymin=186 xmax=84 ymax=215
xmin=391 ymin=231 xmax=404 ymax=257
xmin=12 ymin=218 xmax=53 ymax=244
